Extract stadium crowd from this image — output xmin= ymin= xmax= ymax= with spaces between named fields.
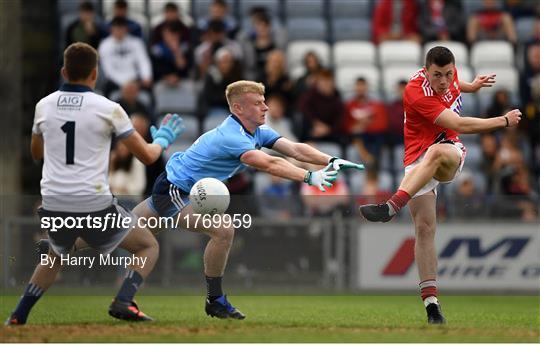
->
xmin=60 ymin=0 xmax=539 ymax=221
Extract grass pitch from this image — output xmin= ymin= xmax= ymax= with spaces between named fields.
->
xmin=1 ymin=295 xmax=539 ymax=342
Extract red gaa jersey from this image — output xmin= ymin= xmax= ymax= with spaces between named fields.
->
xmin=403 ymin=67 xmax=463 ymax=166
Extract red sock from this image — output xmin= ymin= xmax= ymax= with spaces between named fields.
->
xmin=419 ymin=279 xmax=438 ymax=300
xmin=387 ymin=189 xmax=411 ymax=214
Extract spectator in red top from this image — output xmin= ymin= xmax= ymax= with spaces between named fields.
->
xmin=298 ymin=69 xmax=345 ymax=144
xmin=467 ymin=0 xmax=517 ymax=44
xmin=372 ymin=0 xmax=421 ymax=44
xmin=343 ymin=77 xmax=388 ymax=170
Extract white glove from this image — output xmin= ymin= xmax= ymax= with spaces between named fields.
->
xmin=329 ymin=157 xmax=365 ymax=171
xmin=304 ymin=163 xmax=338 ymax=192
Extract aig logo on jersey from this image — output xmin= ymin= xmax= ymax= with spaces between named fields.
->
xmin=57 ymin=94 xmax=83 ymax=109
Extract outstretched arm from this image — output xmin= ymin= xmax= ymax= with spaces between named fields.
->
xmin=435 ymin=108 xmax=521 ymax=134
xmin=241 ymin=149 xmax=337 ymax=192
xmin=459 ymin=74 xmax=495 ymax=93
xmin=271 ymin=137 xmax=331 ymax=166
xmin=122 ymin=113 xmax=185 ymax=165
xmin=121 ymin=132 xmax=164 ymax=165
xmin=272 ymin=137 xmax=364 ymax=171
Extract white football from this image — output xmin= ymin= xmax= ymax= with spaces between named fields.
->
xmin=189 ymin=178 xmax=230 ymax=215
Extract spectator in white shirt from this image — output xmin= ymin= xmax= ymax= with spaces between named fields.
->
xmin=99 ymin=17 xmax=152 ymax=97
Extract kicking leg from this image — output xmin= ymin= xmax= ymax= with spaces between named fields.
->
xmin=360 ymin=143 xmax=461 ymax=222
xmin=409 ymin=193 xmax=446 ymax=324
xmin=5 ymin=251 xmax=62 ymax=325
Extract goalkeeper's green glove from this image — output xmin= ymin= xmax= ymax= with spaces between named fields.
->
xmin=329 ymin=157 xmax=365 ymax=171
xmin=304 ymin=163 xmax=338 ymax=192
xmin=151 ymin=113 xmax=185 ymax=150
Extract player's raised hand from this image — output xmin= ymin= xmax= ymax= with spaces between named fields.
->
xmin=503 ymin=109 xmax=522 ymax=127
xmin=329 ymin=157 xmax=365 ymax=172
xmin=471 ymin=74 xmax=496 ymax=92
xmin=306 ymin=163 xmax=338 ymax=192
xmin=151 ymin=113 xmax=185 ymax=150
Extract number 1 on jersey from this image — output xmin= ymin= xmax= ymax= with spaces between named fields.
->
xmin=61 ymin=121 xmax=75 ymax=164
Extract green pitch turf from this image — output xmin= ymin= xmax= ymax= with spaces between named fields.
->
xmin=1 ymin=295 xmax=539 ymax=342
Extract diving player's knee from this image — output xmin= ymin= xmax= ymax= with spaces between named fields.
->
xmin=213 ymin=225 xmax=235 ymax=246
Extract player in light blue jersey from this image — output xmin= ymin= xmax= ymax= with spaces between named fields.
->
xmin=164 ymin=114 xmax=282 ymax=196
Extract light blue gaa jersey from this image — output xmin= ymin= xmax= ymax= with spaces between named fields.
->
xmin=166 ymin=114 xmax=281 ymax=192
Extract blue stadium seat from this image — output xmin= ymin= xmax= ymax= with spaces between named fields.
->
xmin=392 ymin=145 xmax=404 ymax=170
xmin=285 ymin=0 xmax=323 ymax=17
xmin=314 ymin=142 xmax=342 ymax=159
xmin=378 ymin=170 xmax=393 ymax=191
xmin=460 ymin=93 xmax=479 ymax=116
xmin=347 ymin=168 xmax=366 ymax=195
xmin=254 ymin=172 xmax=272 ymax=195
xmin=203 ymin=113 xmax=229 ymax=132
xmin=329 ymin=0 xmax=371 ymax=18
xmin=154 ymin=80 xmax=197 ymax=115
xmin=464 ymin=142 xmax=482 ymax=169
xmin=463 ymin=0 xmax=502 ymax=16
xmin=286 ymin=18 xmax=327 ymax=41
xmin=331 ymin=18 xmax=371 ymax=42
xmin=109 ymin=89 xmax=152 ymax=110
xmin=516 ymin=17 xmax=536 ymax=43
xmin=175 ymin=114 xmax=200 ymax=142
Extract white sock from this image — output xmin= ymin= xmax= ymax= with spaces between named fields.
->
xmin=424 ymin=296 xmax=439 ymax=307
xmin=386 ymin=202 xmax=397 ymax=216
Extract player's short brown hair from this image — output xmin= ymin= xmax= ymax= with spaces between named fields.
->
xmin=225 ymin=80 xmax=265 ymax=107
xmin=63 ymin=42 xmax=98 ymax=82
xmin=425 ymin=46 xmax=455 ymax=68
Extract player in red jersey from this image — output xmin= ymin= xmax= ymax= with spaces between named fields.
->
xmin=359 ymin=46 xmax=522 ymax=324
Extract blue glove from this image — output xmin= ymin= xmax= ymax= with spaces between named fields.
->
xmin=151 ymin=113 xmax=185 ymax=150
xmin=329 ymin=157 xmax=365 ymax=171
xmin=305 ymin=163 xmax=338 ymax=192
